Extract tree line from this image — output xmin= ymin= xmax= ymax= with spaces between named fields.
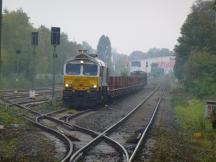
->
xmin=0 ymin=9 xmax=114 ymax=88
xmin=1 ymin=8 xmax=176 ymax=89
xmin=174 ymin=0 xmax=216 ymax=98
xmin=1 ymin=9 xmax=83 ymax=88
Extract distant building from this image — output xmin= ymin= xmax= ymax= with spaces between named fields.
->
xmin=129 ymin=51 xmax=175 ymax=74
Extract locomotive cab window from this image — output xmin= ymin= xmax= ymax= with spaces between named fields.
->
xmin=83 ymin=64 xmax=98 ymax=76
xmin=66 ymin=64 xmax=81 ymax=75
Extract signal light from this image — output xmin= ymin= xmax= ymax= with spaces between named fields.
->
xmin=32 ymin=32 xmax=38 ymax=46
xmin=51 ymin=27 xmax=60 ymax=45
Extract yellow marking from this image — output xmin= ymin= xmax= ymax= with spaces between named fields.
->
xmin=64 ymin=75 xmax=99 ymax=91
xmin=192 ymin=132 xmax=203 ymax=139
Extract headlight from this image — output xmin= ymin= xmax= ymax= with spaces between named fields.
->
xmin=65 ymin=83 xmax=69 ymax=87
xmin=93 ymin=85 xmax=97 ymax=88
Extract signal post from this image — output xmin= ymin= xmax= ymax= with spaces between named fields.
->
xmin=51 ymin=27 xmax=60 ymax=101
xmin=30 ymin=32 xmax=38 ymax=98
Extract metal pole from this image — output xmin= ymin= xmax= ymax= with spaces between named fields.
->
xmin=0 ymin=0 xmax=2 ymax=87
xmin=32 ymin=46 xmax=36 ymax=90
xmin=146 ymin=61 xmax=148 ymax=73
xmin=15 ymin=50 xmax=21 ymax=92
xmin=15 ymin=52 xmax=18 ymax=92
xmin=52 ymin=45 xmax=57 ymax=100
xmin=146 ymin=61 xmax=148 ymax=80
xmin=29 ymin=46 xmax=36 ymax=98
xmin=30 ymin=32 xmax=38 ymax=98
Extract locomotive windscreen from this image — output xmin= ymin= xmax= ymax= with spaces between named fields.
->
xmin=66 ymin=64 xmax=81 ymax=75
xmin=83 ymin=64 xmax=98 ymax=76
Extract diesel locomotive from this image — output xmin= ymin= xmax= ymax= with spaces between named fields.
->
xmin=63 ymin=51 xmax=147 ymax=107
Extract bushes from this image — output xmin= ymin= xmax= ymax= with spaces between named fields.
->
xmin=0 ymin=74 xmax=63 ymax=89
xmin=175 ymin=99 xmax=211 ymax=131
xmin=184 ymin=51 xmax=216 ymax=99
xmin=173 ymin=91 xmax=216 ymax=161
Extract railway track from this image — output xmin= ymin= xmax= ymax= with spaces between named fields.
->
xmin=0 ymin=89 xmax=97 ymax=162
xmin=68 ymin=87 xmax=163 ymax=162
xmin=0 ymin=99 xmax=73 ymax=161
xmin=0 ymin=84 xmax=164 ymax=162
xmin=0 ymin=86 xmax=62 ymax=99
xmin=0 ymin=88 xmax=63 ymax=110
xmin=128 ymin=91 xmax=163 ymax=162
xmin=0 ymin=85 xmax=63 ymax=94
xmin=0 ymin=88 xmax=74 ymax=162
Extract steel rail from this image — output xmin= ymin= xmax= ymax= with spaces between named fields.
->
xmin=128 ymin=96 xmax=162 ymax=162
xmin=2 ymin=97 xmax=74 ymax=162
xmin=3 ymin=98 xmax=41 ymax=115
xmin=23 ymin=101 xmax=48 ymax=108
xmin=69 ymin=87 xmax=159 ymax=162
xmin=44 ymin=108 xmax=68 ymax=116
xmin=37 ymin=113 xmax=129 ymax=162
xmin=2 ymin=85 xmax=161 ymax=162
xmin=35 ymin=116 xmax=73 ymax=162
xmin=3 ymin=94 xmax=29 ymax=99
xmin=4 ymin=91 xmax=54 ymax=99
xmin=0 ymin=85 xmax=63 ymax=93
xmin=8 ymin=98 xmax=48 ymax=106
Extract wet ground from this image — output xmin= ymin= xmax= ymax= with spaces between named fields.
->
xmin=0 ymin=126 xmax=58 ymax=162
xmin=0 ymin=78 xmax=176 ymax=162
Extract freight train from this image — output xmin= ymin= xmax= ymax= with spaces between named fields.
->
xmin=63 ymin=51 xmax=147 ymax=108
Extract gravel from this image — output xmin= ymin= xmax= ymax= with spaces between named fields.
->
xmin=73 ymin=82 xmax=157 ymax=132
xmin=134 ymin=78 xmax=177 ymax=161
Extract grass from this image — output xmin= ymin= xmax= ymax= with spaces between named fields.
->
xmin=34 ymin=100 xmax=64 ymax=113
xmin=172 ymin=88 xmax=216 ymax=162
xmin=175 ymin=99 xmax=211 ymax=131
xmin=0 ymin=130 xmax=59 ymax=162
xmin=0 ymin=106 xmax=22 ymax=126
xmin=147 ymin=83 xmax=216 ymax=162
xmin=0 ymin=105 xmax=58 ymax=162
xmin=66 ymin=109 xmax=79 ymax=114
xmin=0 ymin=139 xmax=17 ymax=159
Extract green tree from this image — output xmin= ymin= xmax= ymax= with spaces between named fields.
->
xmin=1 ymin=9 xmax=87 ymax=88
xmin=174 ymin=0 xmax=216 ymax=80
xmin=147 ymin=48 xmax=173 ymax=58
xmin=174 ymin=0 xmax=216 ymax=98
xmin=186 ymin=50 xmax=216 ymax=98
xmin=2 ymin=9 xmax=33 ymax=79
xmin=97 ymin=35 xmax=112 ymax=65
xmin=113 ymin=50 xmax=129 ymax=76
xmin=81 ymin=41 xmax=95 ymax=53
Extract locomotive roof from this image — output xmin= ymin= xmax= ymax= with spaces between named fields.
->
xmin=65 ymin=54 xmax=106 ymax=66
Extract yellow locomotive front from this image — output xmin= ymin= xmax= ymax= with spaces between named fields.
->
xmin=63 ymin=53 xmax=108 ymax=108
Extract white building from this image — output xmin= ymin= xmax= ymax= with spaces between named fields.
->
xmin=130 ymin=55 xmax=175 ymax=74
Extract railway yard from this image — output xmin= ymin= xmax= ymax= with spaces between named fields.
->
xmin=0 ymin=77 xmax=176 ymax=162
xmin=2 ymin=1 xmax=216 ymax=162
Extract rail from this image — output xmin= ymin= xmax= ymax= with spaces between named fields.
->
xmin=69 ymin=87 xmax=159 ymax=162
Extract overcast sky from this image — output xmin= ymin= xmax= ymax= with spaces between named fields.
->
xmin=3 ymin=0 xmax=196 ymax=54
